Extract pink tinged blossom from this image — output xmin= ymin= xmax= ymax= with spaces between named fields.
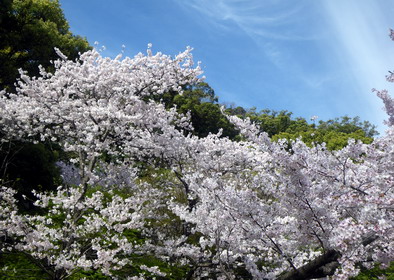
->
xmin=389 ymin=28 xmax=394 ymax=41
xmin=374 ymin=89 xmax=394 ymax=126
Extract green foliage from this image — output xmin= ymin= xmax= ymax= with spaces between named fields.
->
xmin=0 ymin=0 xmax=91 ymax=92
xmin=69 ymin=271 xmax=109 ymax=280
xmin=317 ymin=115 xmax=378 ymax=138
xmin=111 ymin=255 xmax=190 ymax=280
xmin=0 ymin=251 xmax=191 ymax=279
xmin=225 ymin=106 xmax=247 ymax=117
xmin=0 ymin=142 xmax=61 ymax=211
xmin=0 ymin=142 xmax=60 ymax=192
xmin=158 ymin=83 xmax=239 ymax=139
xmin=242 ymin=108 xmax=295 ymax=137
xmin=353 ymin=262 xmax=394 ymax=280
xmin=0 ymin=252 xmax=49 ymax=280
xmin=273 ymin=129 xmax=373 ymax=150
xmin=233 ymin=107 xmax=377 ymax=150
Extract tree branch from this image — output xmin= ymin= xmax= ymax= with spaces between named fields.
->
xmin=277 ymin=249 xmax=340 ymax=280
xmin=278 ymin=234 xmax=379 ymax=280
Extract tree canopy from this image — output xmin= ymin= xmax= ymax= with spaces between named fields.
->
xmin=225 ymin=107 xmax=377 ymax=150
xmin=0 ymin=0 xmax=91 ymax=92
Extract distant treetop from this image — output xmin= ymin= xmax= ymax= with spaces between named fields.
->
xmin=0 ymin=0 xmax=91 ymax=92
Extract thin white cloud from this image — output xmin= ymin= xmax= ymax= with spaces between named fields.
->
xmin=175 ymin=0 xmax=319 ymax=73
xmin=175 ymin=0 xmax=311 ymax=41
xmin=301 ymin=74 xmax=333 ymax=90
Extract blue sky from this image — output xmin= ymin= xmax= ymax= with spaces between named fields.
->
xmin=60 ymin=0 xmax=394 ymax=134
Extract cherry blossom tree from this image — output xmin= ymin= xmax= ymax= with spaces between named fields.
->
xmin=1 ymin=36 xmax=394 ymax=280
xmin=0 ymin=45 xmax=202 ymax=279
xmin=160 ymin=43 xmax=394 ymax=278
xmin=141 ymin=110 xmax=393 ymax=279
xmin=163 ymin=34 xmax=394 ymax=278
